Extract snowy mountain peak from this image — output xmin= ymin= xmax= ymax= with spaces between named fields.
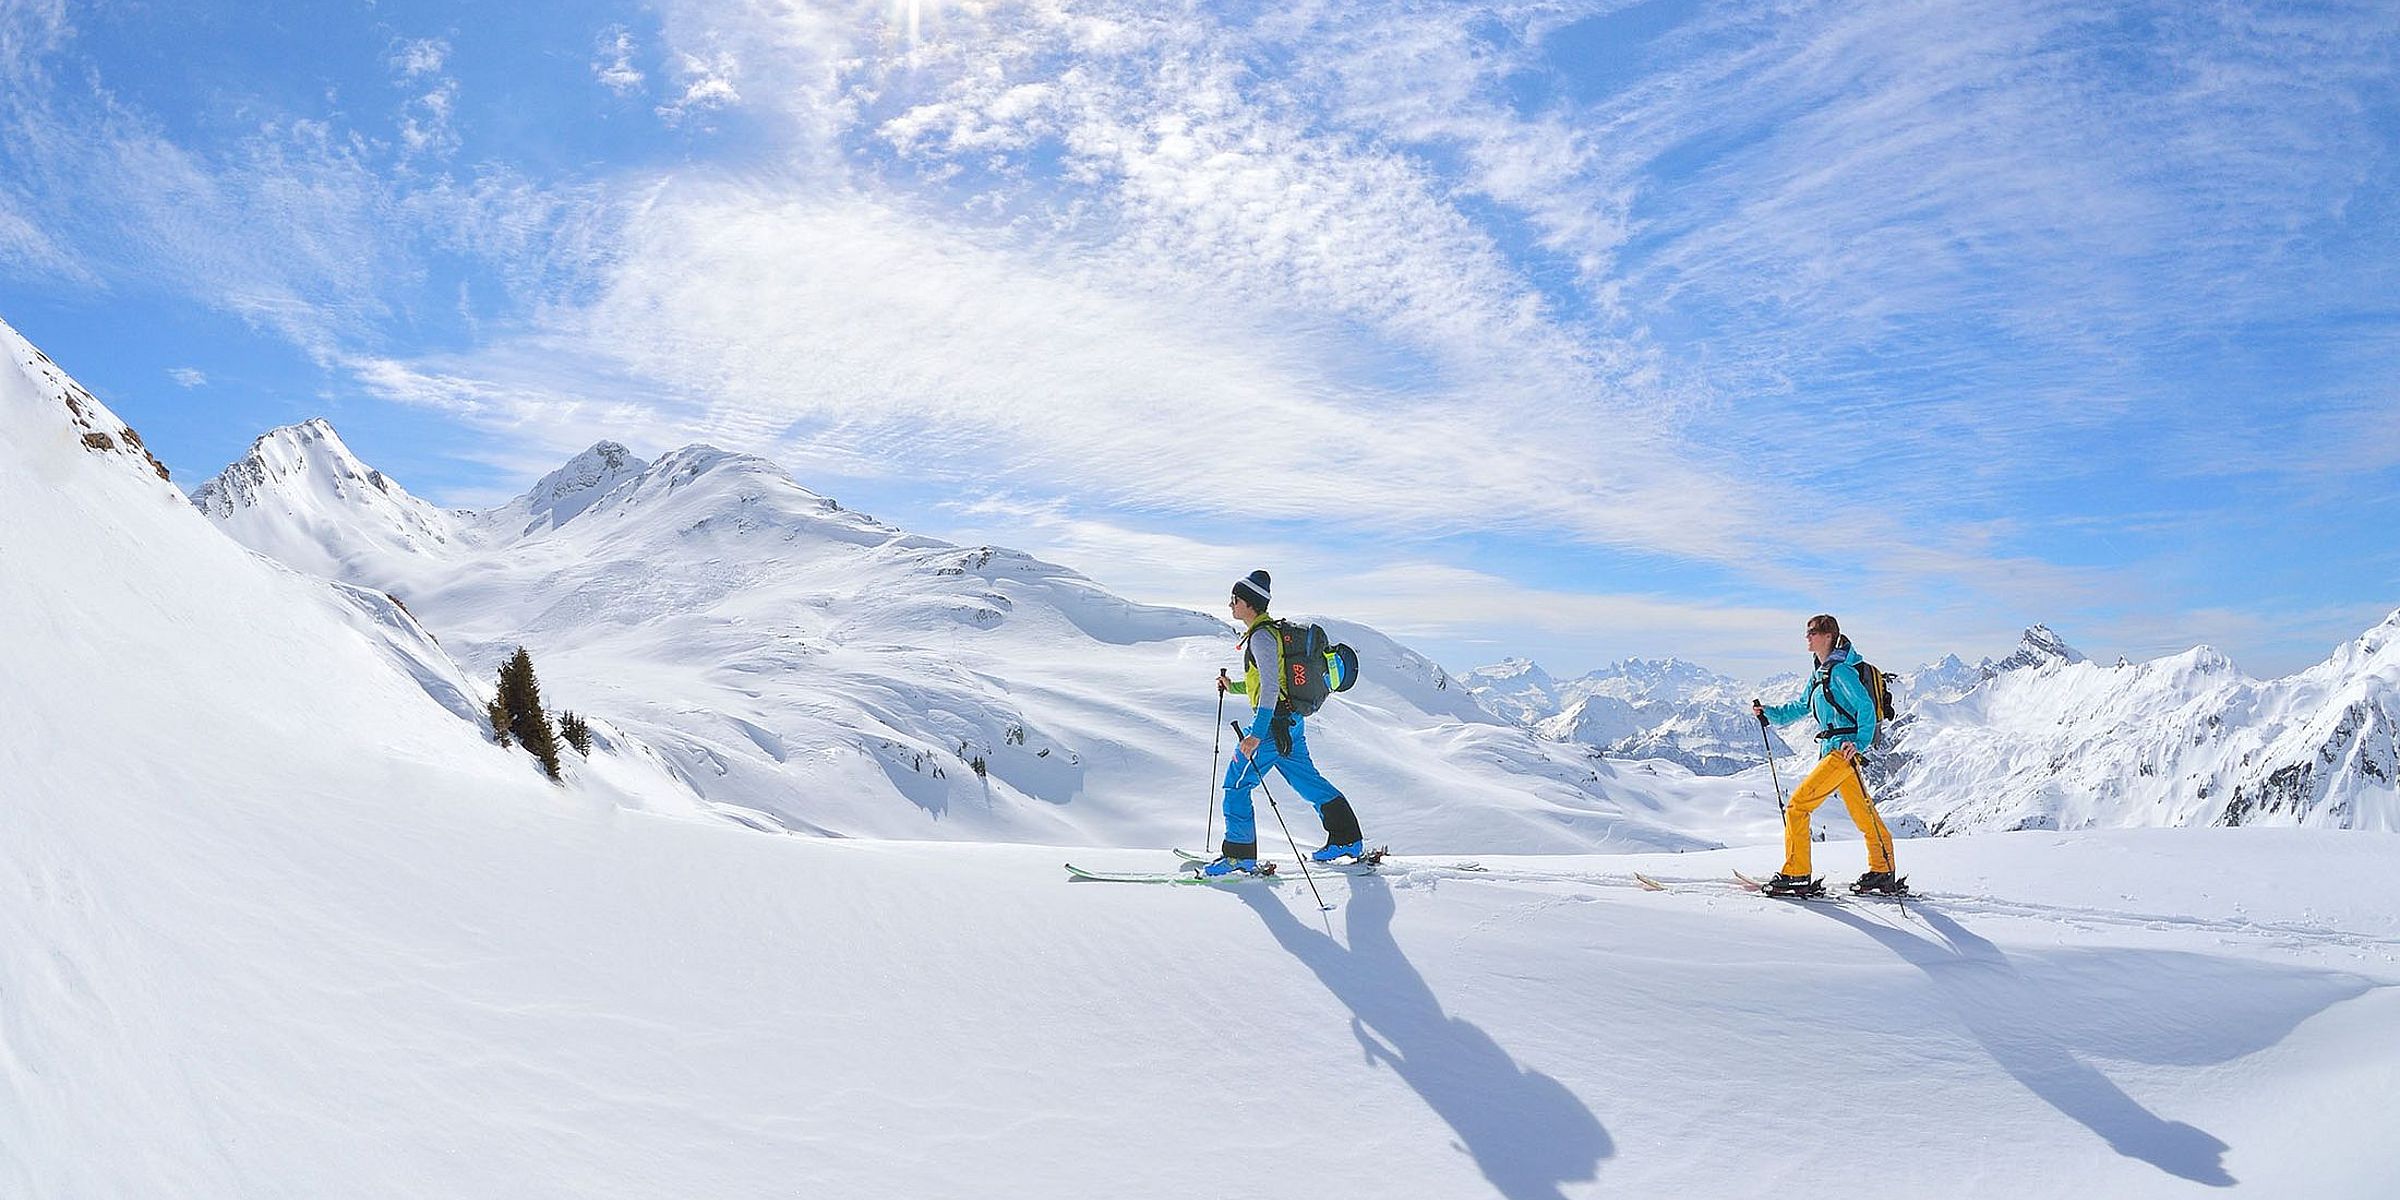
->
xmin=2294 ymin=610 xmax=2400 ymax=683
xmin=1908 ymin=653 xmax=1993 ymax=703
xmin=189 ymin=418 xmax=461 ymax=579
xmin=2359 ymin=609 xmax=2400 ymax=656
xmin=1 ymin=314 xmax=174 ymax=486
xmin=489 ymin=440 xmax=652 ymax=535
xmin=1464 ymin=657 xmax=1553 ymax=688
xmin=191 ymin=419 xmax=397 ymax=517
xmin=1462 ymin=657 xmax=1563 ymax=727
xmin=1986 ymin=623 xmax=2088 ymax=673
xmin=1594 ymin=656 xmax=1719 ymax=688
xmin=564 ymin=439 xmax=641 ymax=481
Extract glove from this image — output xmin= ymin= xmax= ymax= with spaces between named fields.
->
xmin=1270 ymin=712 xmax=1293 ymax=756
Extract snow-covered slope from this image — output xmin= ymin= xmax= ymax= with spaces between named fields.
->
xmin=9 ymin=316 xmax=2400 ymax=1199
xmin=193 ymin=423 xmax=1725 ymax=853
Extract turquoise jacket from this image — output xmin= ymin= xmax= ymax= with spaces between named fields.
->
xmin=1762 ymin=643 xmax=1878 ymax=757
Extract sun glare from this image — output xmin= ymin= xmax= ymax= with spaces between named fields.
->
xmin=893 ymin=0 xmax=937 ymax=47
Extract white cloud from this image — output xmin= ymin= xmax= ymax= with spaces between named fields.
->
xmin=657 ymin=50 xmax=740 ymax=123
xmin=0 ymin=17 xmax=599 ymax=362
xmin=399 ymin=79 xmax=461 ymax=158
xmin=389 ymin=38 xmax=460 ymax=159
xmin=0 ymin=195 xmax=93 ymax=283
xmin=319 ymin=0 xmax=2234 ymax=651
xmin=395 ymin=184 xmax=1766 ymax=565
xmin=594 ymin=26 xmax=645 ymax=96
xmin=166 ymin=366 xmax=206 ymax=388
xmin=0 ymin=0 xmax=69 ymax=84
xmin=389 ymin=38 xmax=448 ymax=79
xmin=1557 ymin=0 xmax=2400 ymax=495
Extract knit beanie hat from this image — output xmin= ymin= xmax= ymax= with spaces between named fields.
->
xmin=1231 ymin=569 xmax=1272 ymax=611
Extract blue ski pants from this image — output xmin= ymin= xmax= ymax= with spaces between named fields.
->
xmin=1220 ymin=714 xmax=1346 ymax=848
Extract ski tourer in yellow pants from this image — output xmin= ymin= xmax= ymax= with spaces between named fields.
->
xmin=1779 ymin=750 xmax=1894 ymax=878
xmin=1757 ymin=619 xmax=1898 ymax=889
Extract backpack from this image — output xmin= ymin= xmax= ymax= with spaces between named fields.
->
xmin=1247 ymin=620 xmax=1361 ymax=717
xmin=1811 ymin=657 xmax=1899 ymax=745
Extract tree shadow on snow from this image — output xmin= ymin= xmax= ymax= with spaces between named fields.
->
xmin=1808 ymin=903 xmax=2382 ymax=1188
xmin=1239 ymin=875 xmax=1611 ymax=1200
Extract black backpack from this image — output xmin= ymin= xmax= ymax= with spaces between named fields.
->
xmin=1248 ymin=620 xmax=1360 ymax=716
xmin=1811 ymin=657 xmax=1899 ymax=745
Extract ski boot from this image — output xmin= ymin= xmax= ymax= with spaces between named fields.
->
xmin=1762 ymin=873 xmax=1826 ymax=898
xmin=1313 ymin=798 xmax=1366 ymax=864
xmin=1197 ymin=855 xmax=1265 ymax=878
xmin=1851 ymin=870 xmax=1910 ymax=896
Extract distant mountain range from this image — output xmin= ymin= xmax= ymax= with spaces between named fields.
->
xmin=1466 ymin=617 xmax=2399 ymax=834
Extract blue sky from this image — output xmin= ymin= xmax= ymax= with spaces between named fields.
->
xmin=3 ymin=0 xmax=2396 ymax=681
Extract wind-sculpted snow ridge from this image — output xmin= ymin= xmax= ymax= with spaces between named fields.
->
xmin=193 ymin=421 xmax=1730 ymax=853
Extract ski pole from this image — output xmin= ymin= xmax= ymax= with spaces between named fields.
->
xmin=1852 ymin=763 xmax=1906 ymax=917
xmin=1755 ymin=704 xmax=1788 ymax=817
xmin=1205 ymin=674 xmax=1227 ymax=851
xmin=1233 ymin=721 xmax=1332 ymax=913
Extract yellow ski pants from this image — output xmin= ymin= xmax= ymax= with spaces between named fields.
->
xmin=1780 ymin=752 xmax=1895 ymax=878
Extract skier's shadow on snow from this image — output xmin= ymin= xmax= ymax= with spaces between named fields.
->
xmin=1239 ymin=876 xmax=1611 ymax=1200
xmin=1809 ymin=902 xmax=2373 ymax=1189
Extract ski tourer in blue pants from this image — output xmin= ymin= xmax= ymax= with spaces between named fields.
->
xmin=1206 ymin=571 xmax=1368 ymax=875
xmin=1220 ymin=712 xmax=1357 ymax=854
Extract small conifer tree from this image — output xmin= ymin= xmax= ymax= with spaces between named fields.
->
xmin=495 ymin=647 xmax=564 ymax=781
xmin=559 ymin=710 xmax=594 ymax=757
xmin=486 ymin=696 xmax=513 ymax=748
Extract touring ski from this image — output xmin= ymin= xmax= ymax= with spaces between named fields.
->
xmin=1732 ymin=869 xmax=1832 ymax=900
xmin=1850 ymin=876 xmax=1912 ymax=898
xmin=1064 ymin=861 xmax=1279 ymax=886
xmin=1174 ymin=846 xmax=1389 ymax=871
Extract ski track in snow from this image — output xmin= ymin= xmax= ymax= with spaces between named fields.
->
xmin=1322 ymin=860 xmax=2400 ymax=961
